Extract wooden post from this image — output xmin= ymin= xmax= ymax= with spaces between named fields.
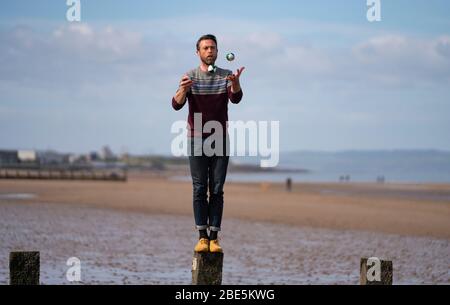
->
xmin=9 ymin=251 xmax=40 ymax=285
xmin=360 ymin=257 xmax=393 ymax=285
xmin=192 ymin=252 xmax=223 ymax=285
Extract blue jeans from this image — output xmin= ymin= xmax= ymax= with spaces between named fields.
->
xmin=188 ymin=136 xmax=230 ymax=232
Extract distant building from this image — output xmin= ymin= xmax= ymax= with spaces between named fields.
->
xmin=100 ymin=145 xmax=116 ymax=161
xmin=18 ymin=150 xmax=37 ymax=163
xmin=119 ymin=152 xmax=129 ymax=162
xmin=88 ymin=151 xmax=100 ymax=162
xmin=68 ymin=154 xmax=79 ymax=164
xmin=0 ymin=150 xmax=19 ymax=165
xmin=37 ymin=150 xmax=69 ymax=165
xmin=68 ymin=153 xmax=89 ymax=164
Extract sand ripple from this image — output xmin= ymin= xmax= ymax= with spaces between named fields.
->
xmin=0 ymin=201 xmax=448 ymax=284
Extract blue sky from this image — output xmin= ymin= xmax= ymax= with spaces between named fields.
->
xmin=0 ymin=0 xmax=449 ymax=154
xmin=2 ymin=0 xmax=449 ymax=32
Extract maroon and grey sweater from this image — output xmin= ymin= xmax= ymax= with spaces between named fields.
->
xmin=172 ymin=67 xmax=243 ymax=138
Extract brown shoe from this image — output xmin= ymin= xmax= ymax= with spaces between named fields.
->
xmin=209 ymin=239 xmax=223 ymax=253
xmin=194 ymin=238 xmax=209 ymax=252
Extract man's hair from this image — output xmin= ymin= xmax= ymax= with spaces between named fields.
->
xmin=196 ymin=34 xmax=217 ymax=51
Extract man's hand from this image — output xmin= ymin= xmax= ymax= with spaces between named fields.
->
xmin=179 ymin=75 xmax=193 ymax=93
xmin=174 ymin=74 xmax=193 ymax=106
xmin=226 ymin=67 xmax=245 ymax=93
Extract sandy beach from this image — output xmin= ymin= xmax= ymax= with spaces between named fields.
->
xmin=0 ymin=174 xmax=449 ymax=284
xmin=1 ymin=173 xmax=449 ymax=238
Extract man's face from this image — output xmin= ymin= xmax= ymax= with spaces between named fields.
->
xmin=197 ymin=39 xmax=218 ymax=65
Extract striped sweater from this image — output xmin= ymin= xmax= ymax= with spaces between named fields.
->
xmin=172 ymin=66 xmax=243 ymax=138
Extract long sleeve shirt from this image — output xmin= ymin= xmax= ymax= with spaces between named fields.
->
xmin=172 ymin=67 xmax=243 ymax=138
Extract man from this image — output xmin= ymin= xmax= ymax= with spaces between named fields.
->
xmin=171 ymin=34 xmax=244 ymax=253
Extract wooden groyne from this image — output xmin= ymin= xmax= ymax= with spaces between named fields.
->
xmin=8 ymin=251 xmax=393 ymax=285
xmin=0 ymin=166 xmax=127 ymax=182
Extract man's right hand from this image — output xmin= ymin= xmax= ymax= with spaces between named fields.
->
xmin=173 ymin=75 xmax=192 ymax=108
xmin=179 ymin=75 xmax=193 ymax=93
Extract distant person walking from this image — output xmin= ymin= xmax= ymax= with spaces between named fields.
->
xmin=171 ymin=34 xmax=245 ymax=253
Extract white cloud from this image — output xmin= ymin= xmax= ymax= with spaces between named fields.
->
xmin=1 ymin=19 xmax=450 ymax=152
xmin=352 ymin=34 xmax=450 ymax=86
xmin=434 ymin=35 xmax=450 ymax=59
xmin=51 ymin=24 xmax=143 ymax=60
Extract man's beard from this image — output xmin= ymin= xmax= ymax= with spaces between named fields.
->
xmin=202 ymin=55 xmax=216 ymax=65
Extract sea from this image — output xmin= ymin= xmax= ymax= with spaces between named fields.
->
xmin=226 ymin=150 xmax=450 ymax=183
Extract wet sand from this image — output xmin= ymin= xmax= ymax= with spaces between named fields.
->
xmin=0 ymin=175 xmax=449 ymax=284
xmin=0 ymin=174 xmax=449 ymax=238
xmin=0 ymin=201 xmax=448 ymax=284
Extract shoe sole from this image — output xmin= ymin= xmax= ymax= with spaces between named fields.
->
xmin=194 ymin=248 xmax=209 ymax=252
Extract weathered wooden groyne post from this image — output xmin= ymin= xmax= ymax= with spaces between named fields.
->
xmin=9 ymin=251 xmax=40 ymax=285
xmin=192 ymin=252 xmax=223 ymax=285
xmin=360 ymin=257 xmax=393 ymax=285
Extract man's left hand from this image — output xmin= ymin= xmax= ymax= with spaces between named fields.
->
xmin=227 ymin=67 xmax=245 ymax=93
xmin=226 ymin=67 xmax=245 ymax=83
